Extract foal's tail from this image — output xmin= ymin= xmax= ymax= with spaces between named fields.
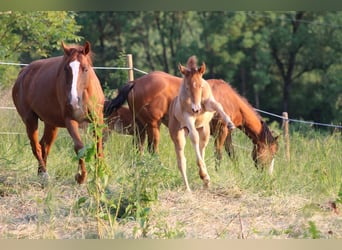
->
xmin=104 ymin=81 xmax=135 ymax=117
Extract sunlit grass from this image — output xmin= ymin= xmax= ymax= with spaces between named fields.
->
xmin=0 ymin=89 xmax=341 ymax=239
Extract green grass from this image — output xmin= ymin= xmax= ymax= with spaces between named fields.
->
xmin=0 ymin=89 xmax=341 ymax=239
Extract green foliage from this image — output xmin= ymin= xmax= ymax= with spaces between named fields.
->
xmin=307 ymin=221 xmax=321 ymax=239
xmin=0 ymin=100 xmax=341 ymax=238
xmin=76 ymin=11 xmax=342 ymax=125
xmin=0 ymin=11 xmax=81 ymax=88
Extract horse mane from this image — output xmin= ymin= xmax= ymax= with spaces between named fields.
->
xmin=64 ymin=44 xmax=94 ymax=66
xmin=261 ymin=120 xmax=277 ymax=144
xmin=212 ymin=79 xmax=276 ymax=143
xmin=186 ymin=56 xmax=198 ymax=72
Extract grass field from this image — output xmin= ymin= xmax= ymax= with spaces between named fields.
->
xmin=0 ymin=89 xmax=341 ymax=239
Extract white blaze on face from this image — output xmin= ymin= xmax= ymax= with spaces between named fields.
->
xmin=69 ymin=60 xmax=80 ymax=109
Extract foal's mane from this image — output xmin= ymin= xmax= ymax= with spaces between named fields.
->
xmin=186 ymin=56 xmax=198 ymax=72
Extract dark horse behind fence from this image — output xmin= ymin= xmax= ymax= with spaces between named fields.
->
xmin=12 ymin=41 xmax=105 ymax=184
xmin=105 ymin=71 xmax=279 ymax=173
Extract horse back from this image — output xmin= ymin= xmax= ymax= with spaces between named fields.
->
xmin=208 ymin=79 xmax=262 ymax=131
xmin=13 ymin=57 xmax=63 ymax=117
xmin=128 ymin=71 xmax=182 ymax=125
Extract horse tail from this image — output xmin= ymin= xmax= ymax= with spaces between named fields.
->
xmin=104 ymin=81 xmax=135 ymax=117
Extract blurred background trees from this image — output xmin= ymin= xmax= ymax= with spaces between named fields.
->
xmin=1 ymin=11 xmax=341 ymax=125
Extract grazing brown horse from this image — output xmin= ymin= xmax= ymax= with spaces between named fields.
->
xmin=12 ymin=41 xmax=105 ymax=184
xmin=208 ymin=79 xmax=278 ymax=172
xmin=168 ymin=56 xmax=235 ymax=191
xmin=105 ymin=72 xmax=279 ymax=173
xmin=103 ymin=104 xmax=134 ymax=139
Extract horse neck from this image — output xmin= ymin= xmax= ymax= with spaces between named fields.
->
xmin=242 ymin=118 xmax=275 ymax=146
xmin=237 ymin=100 xmax=273 ymax=145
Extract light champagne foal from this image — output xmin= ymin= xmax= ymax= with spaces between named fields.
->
xmin=168 ymin=56 xmax=235 ymax=192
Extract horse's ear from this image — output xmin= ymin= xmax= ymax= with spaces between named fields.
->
xmin=198 ymin=62 xmax=206 ymax=75
xmin=84 ymin=41 xmax=91 ymax=55
xmin=178 ymin=63 xmax=187 ymax=75
xmin=61 ymin=41 xmax=70 ymax=55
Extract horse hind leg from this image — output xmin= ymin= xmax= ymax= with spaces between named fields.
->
xmin=133 ymin=120 xmax=146 ymax=154
xmin=147 ymin=123 xmax=160 ymax=154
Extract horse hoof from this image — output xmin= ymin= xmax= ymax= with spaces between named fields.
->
xmin=202 ymin=177 xmax=210 ymax=189
xmin=75 ymin=173 xmax=87 ymax=184
xmin=228 ymin=123 xmax=235 ymax=130
xmin=204 ymin=181 xmax=210 ymax=188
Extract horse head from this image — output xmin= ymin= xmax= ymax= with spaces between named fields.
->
xmin=179 ymin=56 xmax=206 ymax=113
xmin=252 ymin=121 xmax=279 ymax=174
xmin=62 ymin=41 xmax=93 ymax=121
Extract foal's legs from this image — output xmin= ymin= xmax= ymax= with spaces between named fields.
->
xmin=196 ymin=125 xmax=211 ymax=188
xmin=65 ymin=118 xmax=86 ymax=184
xmin=171 ymin=128 xmax=191 ymax=192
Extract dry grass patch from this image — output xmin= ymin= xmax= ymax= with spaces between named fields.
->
xmin=147 ymin=188 xmax=342 ymax=239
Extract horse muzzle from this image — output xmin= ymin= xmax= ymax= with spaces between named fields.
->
xmin=191 ymin=103 xmax=202 ymax=113
xmin=69 ymin=96 xmax=85 ymax=120
xmin=68 ymin=95 xmax=83 ymax=110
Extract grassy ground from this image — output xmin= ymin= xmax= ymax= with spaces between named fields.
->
xmin=0 ymin=88 xmax=341 ymax=239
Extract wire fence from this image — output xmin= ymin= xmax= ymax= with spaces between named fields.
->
xmin=255 ymin=108 xmax=342 ymax=129
xmin=1 ymin=60 xmax=341 ymax=137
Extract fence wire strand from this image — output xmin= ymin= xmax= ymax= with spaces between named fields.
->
xmin=1 ymin=60 xmax=341 ymax=134
xmin=255 ymin=108 xmax=342 ymax=129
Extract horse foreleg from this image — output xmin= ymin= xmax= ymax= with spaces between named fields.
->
xmin=94 ymin=116 xmax=104 ymax=159
xmin=206 ymin=99 xmax=235 ymax=130
xmin=25 ymin=116 xmax=46 ymax=177
xmin=173 ymin=129 xmax=191 ymax=192
xmin=214 ymin=123 xmax=227 ymax=169
xmin=40 ymin=124 xmax=59 ymax=166
xmin=66 ymin=119 xmax=86 ymax=184
xmin=224 ymin=131 xmax=236 ymax=160
xmin=196 ymin=126 xmax=211 ymax=188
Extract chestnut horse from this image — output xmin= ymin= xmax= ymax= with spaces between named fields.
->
xmin=168 ymin=56 xmax=235 ymax=191
xmin=12 ymin=41 xmax=105 ymax=184
xmin=104 ymin=72 xmax=278 ymax=173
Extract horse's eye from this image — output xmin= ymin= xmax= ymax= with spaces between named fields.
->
xmin=83 ymin=67 xmax=88 ymax=73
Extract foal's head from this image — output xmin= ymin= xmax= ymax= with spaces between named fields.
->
xmin=62 ymin=41 xmax=93 ymax=119
xmin=179 ymin=56 xmax=206 ymax=113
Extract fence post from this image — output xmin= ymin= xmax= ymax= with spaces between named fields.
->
xmin=127 ymin=54 xmax=134 ymax=81
xmin=282 ymin=112 xmax=290 ymax=161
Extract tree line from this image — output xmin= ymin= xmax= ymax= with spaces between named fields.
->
xmin=1 ymin=11 xmax=341 ymax=125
